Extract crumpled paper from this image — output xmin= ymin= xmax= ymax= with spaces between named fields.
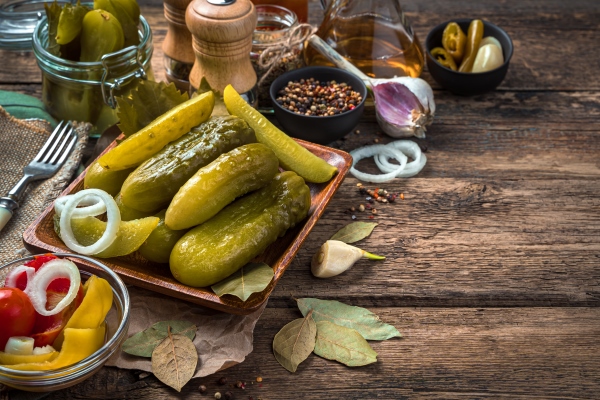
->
xmin=106 ymin=286 xmax=266 ymax=377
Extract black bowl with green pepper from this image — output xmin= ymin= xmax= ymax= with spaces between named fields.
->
xmin=425 ymin=19 xmax=513 ymax=95
xmin=269 ymin=66 xmax=367 ymax=145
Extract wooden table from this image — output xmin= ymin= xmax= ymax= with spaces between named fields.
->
xmin=1 ymin=0 xmax=599 ymax=398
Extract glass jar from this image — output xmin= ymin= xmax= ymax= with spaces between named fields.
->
xmin=251 ymin=0 xmax=308 ymax=23
xmin=251 ymin=5 xmax=310 ymax=111
xmin=32 ymin=13 xmax=154 ymax=137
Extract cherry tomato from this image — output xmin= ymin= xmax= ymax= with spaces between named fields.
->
xmin=0 ymin=287 xmax=36 ymax=351
xmin=7 ymin=254 xmax=70 ymax=293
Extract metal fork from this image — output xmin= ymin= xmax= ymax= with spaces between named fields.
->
xmin=0 ymin=121 xmax=77 ymax=232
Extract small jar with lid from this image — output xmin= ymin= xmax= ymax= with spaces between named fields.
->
xmin=251 ymin=4 xmax=309 ymax=110
xmin=32 ymin=11 xmax=154 ymax=137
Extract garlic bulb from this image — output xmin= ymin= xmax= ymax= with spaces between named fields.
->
xmin=371 ymin=77 xmax=435 ymax=139
xmin=311 ymin=240 xmax=385 ymax=278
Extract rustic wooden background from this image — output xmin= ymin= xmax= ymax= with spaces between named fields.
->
xmin=1 ymin=0 xmax=599 ymax=398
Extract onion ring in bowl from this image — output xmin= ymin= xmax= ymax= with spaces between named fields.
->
xmin=4 ymin=265 xmax=36 ymax=290
xmin=59 ymin=189 xmax=121 ymax=255
xmin=349 ymin=145 xmax=408 ymax=183
xmin=24 ymin=258 xmax=81 ymax=316
xmin=54 ymin=194 xmax=107 ymax=218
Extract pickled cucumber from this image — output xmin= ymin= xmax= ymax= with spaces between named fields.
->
xmin=121 ymin=115 xmax=255 ymax=212
xmin=115 ymin=192 xmax=154 ymax=221
xmin=56 ymin=2 xmax=89 ymax=45
xmin=94 ymin=0 xmax=140 ymax=48
xmin=139 ymin=210 xmax=188 ymax=263
xmin=166 ymin=143 xmax=279 ymax=230
xmin=80 ymin=9 xmax=124 ymax=62
xmin=170 ymin=171 xmax=311 ymax=287
xmin=84 ymin=160 xmax=134 ymax=196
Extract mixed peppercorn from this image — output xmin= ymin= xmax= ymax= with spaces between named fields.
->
xmin=347 ymin=183 xmax=404 ymax=220
xmin=275 ymin=78 xmax=362 ymax=116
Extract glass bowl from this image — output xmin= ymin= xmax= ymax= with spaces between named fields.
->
xmin=0 ymin=253 xmax=130 ymax=392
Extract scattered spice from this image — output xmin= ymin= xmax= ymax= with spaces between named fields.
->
xmin=218 ymin=377 xmax=228 ymax=385
xmin=358 ymin=204 xmax=365 ymax=212
xmin=256 ymin=376 xmax=263 ymax=383
xmin=215 ymin=392 xmax=222 ymax=399
xmin=199 ymin=385 xmax=207 ymax=394
xmin=224 ymin=391 xmax=233 ymax=400
xmin=400 ymin=193 xmax=405 ymax=200
xmin=355 ymin=129 xmax=361 ymax=134
xmin=372 ymin=208 xmax=378 ymax=215
xmin=236 ymin=381 xmax=244 ymax=388
xmin=275 ymin=78 xmax=362 ymax=116
xmin=351 ymin=215 xmax=357 ymax=220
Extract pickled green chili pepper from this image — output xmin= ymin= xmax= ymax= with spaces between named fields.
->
xmin=442 ymin=22 xmax=466 ymax=63
xmin=431 ymin=47 xmax=457 ymax=70
xmin=458 ymin=19 xmax=484 ymax=73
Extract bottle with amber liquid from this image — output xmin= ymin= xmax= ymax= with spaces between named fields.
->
xmin=251 ymin=0 xmax=308 ymax=23
xmin=304 ymin=0 xmax=424 ymax=79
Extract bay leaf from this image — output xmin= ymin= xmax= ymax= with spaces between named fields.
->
xmin=211 ymin=262 xmax=274 ymax=302
xmin=330 ymin=222 xmax=378 ymax=243
xmin=122 ymin=320 xmax=197 ymax=357
xmin=272 ymin=310 xmax=316 ymax=373
xmin=297 ymin=298 xmax=401 ymax=341
xmin=313 ymin=321 xmax=377 ymax=367
xmin=151 ymin=329 xmax=198 ymax=392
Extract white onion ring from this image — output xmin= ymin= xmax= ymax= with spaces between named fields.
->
xmin=23 ymin=259 xmax=81 ymax=316
xmin=349 ymin=145 xmax=408 ymax=183
xmin=4 ymin=265 xmax=36 ymax=289
xmin=54 ymin=194 xmax=107 ymax=218
xmin=375 ymin=141 xmax=427 ymax=178
xmin=59 ymin=189 xmax=121 ymax=255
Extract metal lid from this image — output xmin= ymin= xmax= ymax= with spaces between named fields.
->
xmin=0 ymin=0 xmax=68 ymax=51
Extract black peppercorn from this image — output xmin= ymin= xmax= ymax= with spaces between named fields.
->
xmin=217 ymin=377 xmax=228 ymax=385
xmin=199 ymin=385 xmax=207 ymax=394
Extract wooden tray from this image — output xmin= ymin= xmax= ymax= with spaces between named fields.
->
xmin=23 ymin=137 xmax=352 ymax=315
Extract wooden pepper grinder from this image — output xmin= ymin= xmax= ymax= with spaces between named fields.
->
xmin=162 ymin=0 xmax=196 ymax=91
xmin=186 ymin=0 xmax=257 ymax=102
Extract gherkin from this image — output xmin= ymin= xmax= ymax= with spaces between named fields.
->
xmin=94 ymin=0 xmax=140 ymax=48
xmin=80 ymin=9 xmax=124 ymax=62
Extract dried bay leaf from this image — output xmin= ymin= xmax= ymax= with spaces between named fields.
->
xmin=122 ymin=320 xmax=197 ymax=357
xmin=272 ymin=310 xmax=316 ymax=373
xmin=330 ymin=222 xmax=378 ymax=243
xmin=116 ymin=80 xmax=189 ymax=137
xmin=298 ymin=298 xmax=401 ymax=341
xmin=313 ymin=321 xmax=377 ymax=367
xmin=211 ymin=262 xmax=274 ymax=302
xmin=152 ymin=328 xmax=198 ymax=392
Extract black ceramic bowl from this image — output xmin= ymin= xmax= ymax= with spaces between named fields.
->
xmin=269 ymin=66 xmax=367 ymax=145
xmin=425 ymin=19 xmax=513 ymax=95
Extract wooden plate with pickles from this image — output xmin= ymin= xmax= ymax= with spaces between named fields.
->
xmin=22 ymin=105 xmax=352 ymax=315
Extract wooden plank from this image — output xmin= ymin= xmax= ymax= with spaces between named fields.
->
xmin=38 ymin=307 xmax=600 ymax=399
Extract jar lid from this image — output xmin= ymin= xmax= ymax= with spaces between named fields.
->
xmin=0 ymin=0 xmax=67 ymax=50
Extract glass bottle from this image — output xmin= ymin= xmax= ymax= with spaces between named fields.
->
xmin=32 ymin=14 xmax=154 ymax=137
xmin=304 ymin=0 xmax=424 ymax=79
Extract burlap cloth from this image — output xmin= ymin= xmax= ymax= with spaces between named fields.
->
xmin=0 ymin=107 xmax=89 ymax=263
xmin=0 ymin=106 xmax=265 ymax=383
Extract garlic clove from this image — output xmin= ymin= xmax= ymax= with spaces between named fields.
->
xmin=479 ymin=36 xmax=502 ymax=52
xmin=5 ymin=336 xmax=35 ymax=355
xmin=311 ymin=240 xmax=364 ymax=278
xmin=311 ymin=240 xmax=385 ymax=278
xmin=33 ymin=345 xmax=56 ymax=355
xmin=472 ymin=43 xmax=504 ymax=73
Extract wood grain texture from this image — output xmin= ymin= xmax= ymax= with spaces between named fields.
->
xmin=37 ymin=307 xmax=600 ymax=399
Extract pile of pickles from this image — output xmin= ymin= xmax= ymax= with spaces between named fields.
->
xmin=431 ymin=19 xmax=504 ymax=73
xmin=47 ymin=0 xmax=140 ymax=62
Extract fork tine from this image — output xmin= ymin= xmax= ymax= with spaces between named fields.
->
xmin=32 ymin=121 xmax=65 ymax=162
xmin=50 ymin=127 xmax=76 ymax=164
xmin=55 ymin=134 xmax=78 ymax=166
xmin=40 ymin=122 xmax=72 ymax=164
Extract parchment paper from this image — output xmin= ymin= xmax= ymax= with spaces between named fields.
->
xmin=106 ymin=286 xmax=266 ymax=377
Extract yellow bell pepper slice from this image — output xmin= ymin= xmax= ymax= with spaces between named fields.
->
xmin=53 ymin=275 xmax=113 ymax=349
xmin=4 ymin=326 xmax=105 ymax=371
xmin=0 ymin=351 xmax=58 ymax=365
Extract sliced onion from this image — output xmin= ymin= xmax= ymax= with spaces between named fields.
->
xmin=4 ymin=265 xmax=36 ymax=289
xmin=375 ymin=140 xmax=427 ymax=178
xmin=54 ymin=194 xmax=107 ymax=218
xmin=24 ymin=258 xmax=81 ymax=317
xmin=349 ymin=145 xmax=408 ymax=183
xmin=59 ymin=189 xmax=121 ymax=255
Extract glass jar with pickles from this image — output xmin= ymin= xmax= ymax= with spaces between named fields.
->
xmin=32 ymin=2 xmax=154 ymax=137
